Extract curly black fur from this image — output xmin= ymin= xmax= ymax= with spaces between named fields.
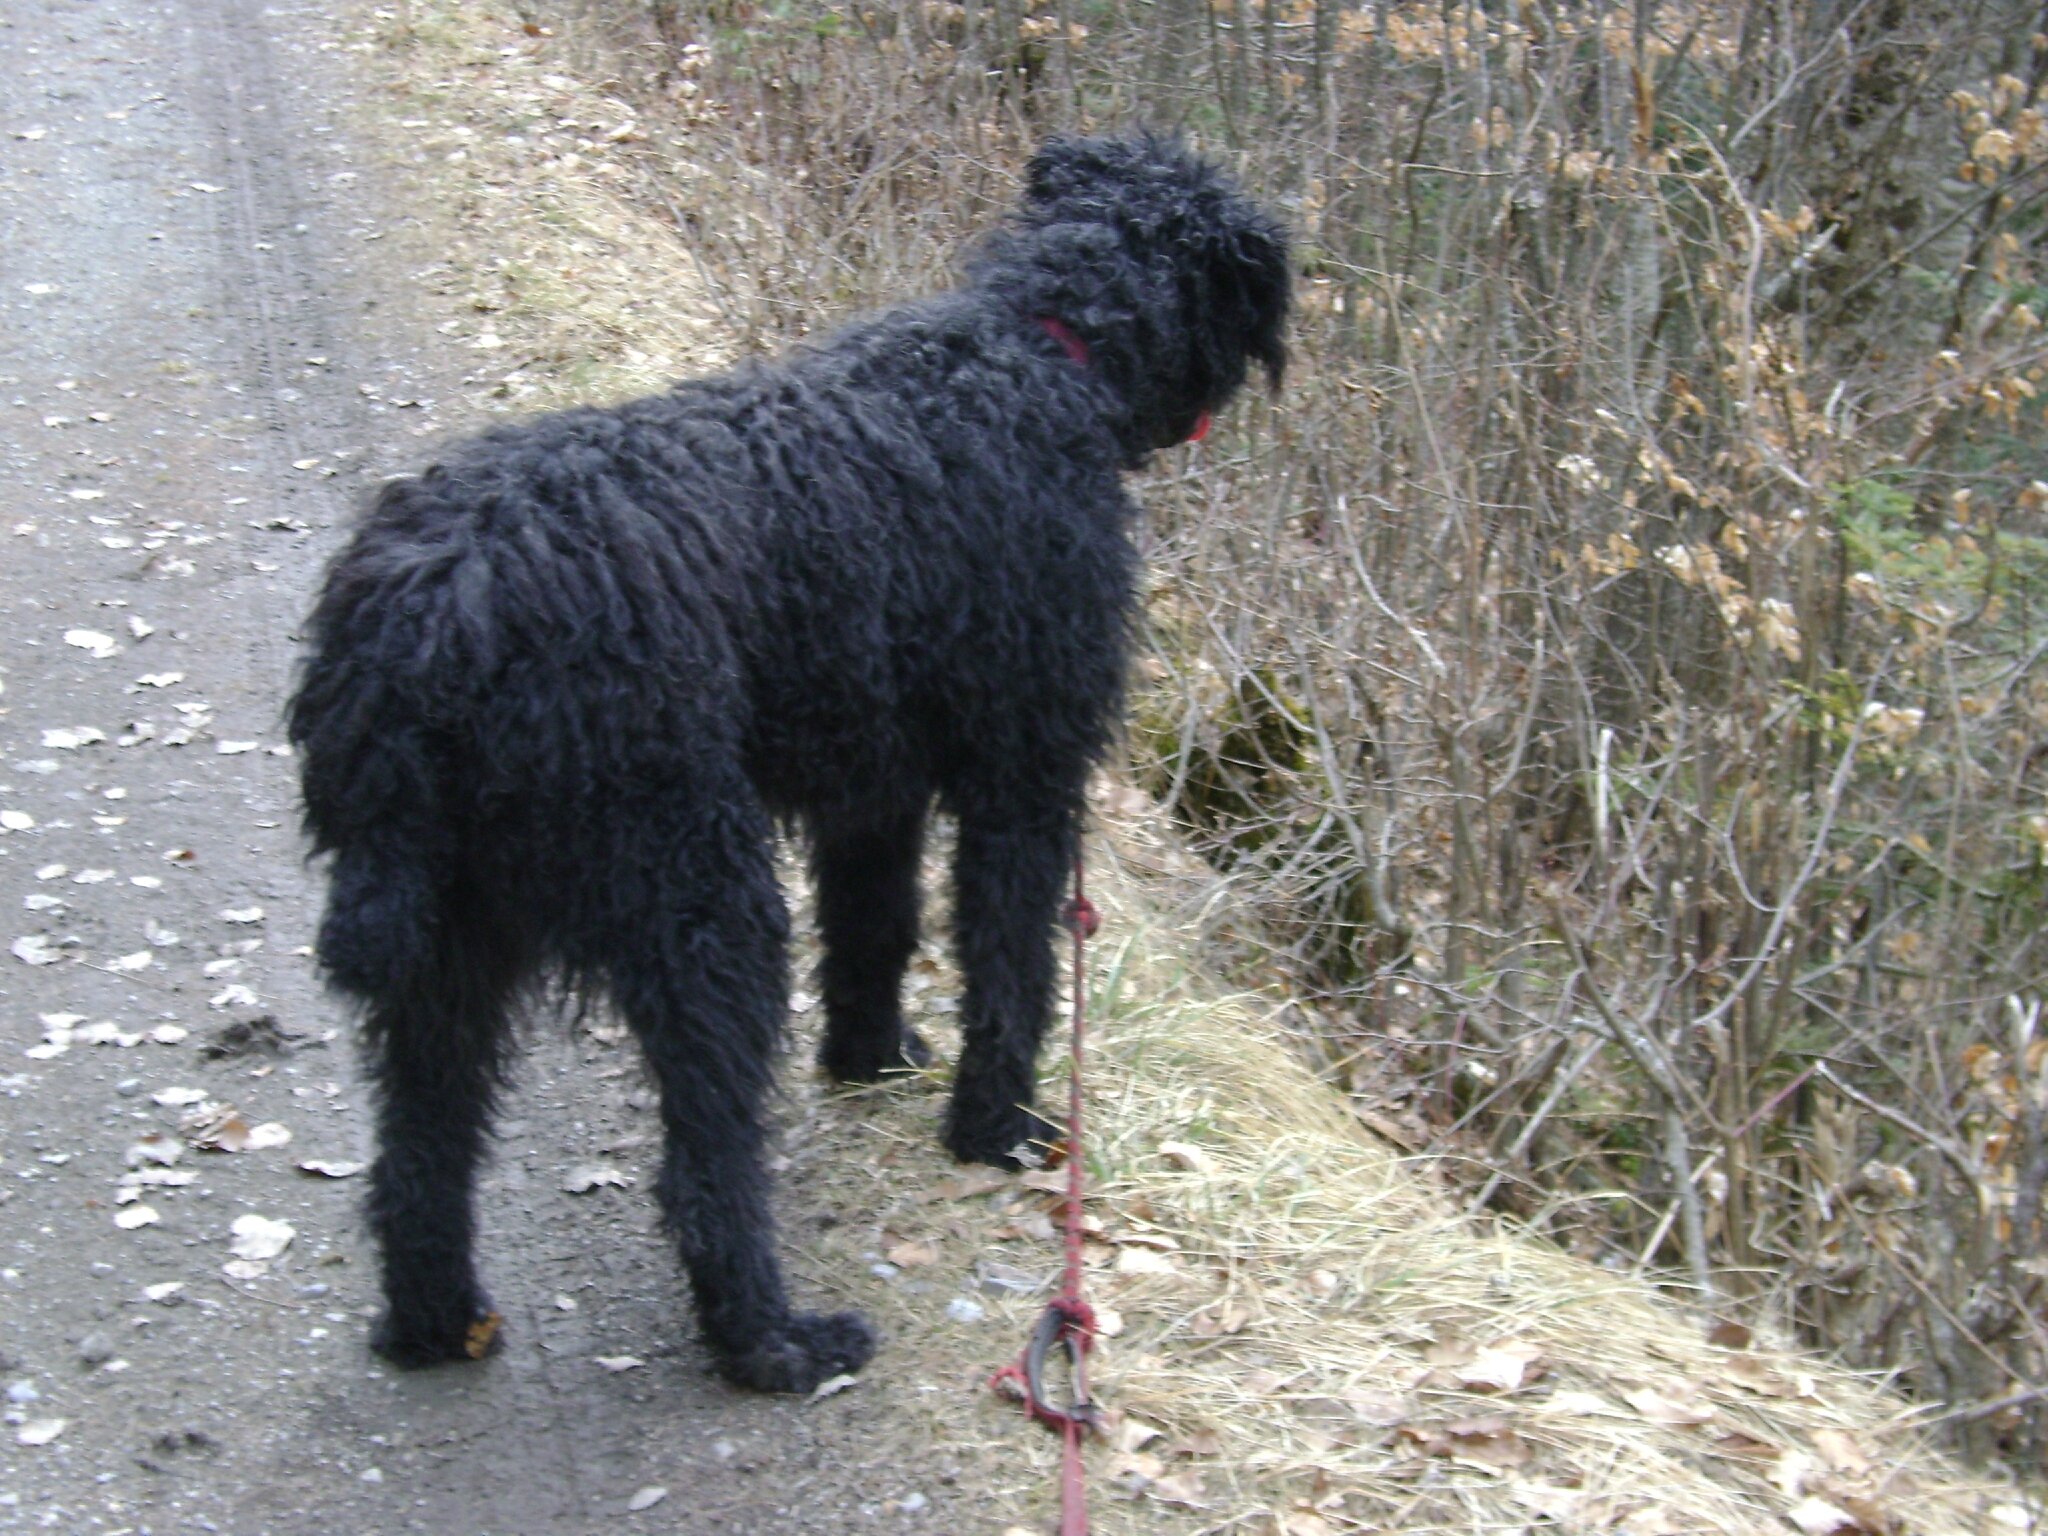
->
xmin=288 ymin=133 xmax=1289 ymax=1393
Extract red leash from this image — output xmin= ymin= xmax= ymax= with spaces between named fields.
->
xmin=992 ymin=850 xmax=1101 ymax=1536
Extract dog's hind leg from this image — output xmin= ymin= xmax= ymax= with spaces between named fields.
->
xmin=610 ymin=807 xmax=876 ymax=1393
xmin=358 ymin=896 xmax=525 ymax=1367
xmin=942 ymin=800 xmax=1074 ymax=1168
xmin=810 ymin=806 xmax=935 ymax=1083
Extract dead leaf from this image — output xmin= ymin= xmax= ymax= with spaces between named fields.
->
xmin=561 ymin=1163 xmax=632 ymax=1193
xmin=296 ymin=1158 xmax=365 ymax=1179
xmin=1706 ymin=1318 xmax=1754 ymax=1350
xmin=1812 ymin=1428 xmax=1872 ymax=1477
xmin=114 ymin=1204 xmax=159 ymax=1229
xmin=1788 ymin=1497 xmax=1863 ymax=1536
xmin=1114 ymin=1246 xmax=1178 ymax=1276
xmin=1509 ymin=1483 xmax=1585 ymax=1522
xmin=1546 ymin=1389 xmax=1627 ymax=1418
xmin=16 ymin=1419 xmax=67 ymax=1446
xmin=465 ymin=1312 xmax=502 ymax=1358
xmin=1395 ymin=1415 xmax=1532 ymax=1471
xmin=809 ymin=1373 xmax=859 ymax=1401
xmin=925 ymin=1169 xmax=1010 ymax=1202
xmin=1148 ymin=1471 xmax=1207 ymax=1508
xmin=595 ymin=1355 xmax=644 ymax=1372
xmin=1772 ymin=1449 xmax=1818 ymax=1499
xmin=126 ymin=1134 xmax=182 ymax=1166
xmin=1112 ymin=1416 xmax=1164 ymax=1453
xmin=1457 ymin=1337 xmax=1546 ymax=1393
xmin=228 ymin=1213 xmax=295 ymax=1260
xmin=1157 ymin=1139 xmax=1216 ymax=1174
xmin=1621 ymin=1382 xmax=1716 ymax=1426
xmin=1190 ymin=1298 xmax=1253 ymax=1337
xmin=1722 ymin=1354 xmax=1796 ymax=1396
xmin=627 ymin=1486 xmax=668 ymax=1512
xmin=884 ymin=1238 xmax=939 ymax=1268
xmin=65 ymin=628 xmax=120 ymax=658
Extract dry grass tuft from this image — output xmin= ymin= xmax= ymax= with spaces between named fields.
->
xmin=329 ymin=4 xmax=2028 ymax=1529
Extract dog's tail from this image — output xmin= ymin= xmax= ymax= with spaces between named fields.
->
xmin=288 ymin=480 xmax=472 ymax=1003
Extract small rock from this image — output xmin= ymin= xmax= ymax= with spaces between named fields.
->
xmin=77 ymin=1332 xmax=115 ymax=1367
xmin=945 ymin=1296 xmax=985 ymax=1325
xmin=974 ymin=1259 xmax=1047 ymax=1297
xmin=627 ymin=1486 xmax=667 ymax=1512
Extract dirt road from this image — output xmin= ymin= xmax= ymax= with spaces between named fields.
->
xmin=0 ymin=1 xmax=990 ymax=1530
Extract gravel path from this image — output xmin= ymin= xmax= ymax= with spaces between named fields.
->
xmin=0 ymin=2 xmax=976 ymax=1530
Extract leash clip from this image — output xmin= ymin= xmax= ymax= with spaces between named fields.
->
xmin=994 ymin=1296 xmax=1101 ymax=1435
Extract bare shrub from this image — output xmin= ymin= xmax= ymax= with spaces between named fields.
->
xmin=549 ymin=0 xmax=2048 ymax=1463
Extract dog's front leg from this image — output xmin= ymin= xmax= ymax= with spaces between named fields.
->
xmin=943 ymin=806 xmax=1074 ymax=1168
xmin=810 ymin=806 xmax=935 ymax=1082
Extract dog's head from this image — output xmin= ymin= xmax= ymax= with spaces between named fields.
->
xmin=976 ymin=132 xmax=1291 ymax=458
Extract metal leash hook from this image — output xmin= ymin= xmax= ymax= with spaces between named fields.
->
xmin=993 ymin=1294 xmax=1101 ymax=1435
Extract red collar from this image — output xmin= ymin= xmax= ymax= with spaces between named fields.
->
xmin=1033 ymin=315 xmax=1211 ymax=444
xmin=1036 ymin=314 xmax=1090 ymax=367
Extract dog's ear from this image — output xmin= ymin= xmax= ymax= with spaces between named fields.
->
xmin=1206 ymin=216 xmax=1291 ymax=390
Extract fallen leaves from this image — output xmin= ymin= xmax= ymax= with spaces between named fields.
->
xmin=561 ymin=1163 xmax=632 ymax=1193
xmin=1394 ymin=1414 xmax=1533 ymax=1472
xmin=1620 ymin=1380 xmax=1718 ymax=1427
xmin=1107 ymin=1451 xmax=1207 ymax=1508
xmin=64 ymin=627 xmax=120 ymax=658
xmin=925 ymin=1168 xmax=1011 ymax=1202
xmin=1428 ymin=1336 xmax=1547 ymax=1394
xmin=228 ymin=1213 xmax=295 ymax=1261
xmin=1155 ymin=1139 xmax=1217 ymax=1174
xmin=884 ymin=1236 xmax=938 ymax=1268
xmin=183 ymin=1106 xmax=292 ymax=1153
xmin=296 ymin=1157 xmax=365 ymax=1178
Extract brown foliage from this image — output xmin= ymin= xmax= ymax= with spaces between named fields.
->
xmin=567 ymin=0 xmax=2048 ymax=1466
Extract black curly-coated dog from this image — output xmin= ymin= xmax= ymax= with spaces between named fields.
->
xmin=287 ymin=133 xmax=1288 ymax=1393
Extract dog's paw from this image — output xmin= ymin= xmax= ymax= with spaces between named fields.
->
xmin=371 ymin=1303 xmax=503 ymax=1368
xmin=715 ymin=1310 xmax=877 ymax=1394
xmin=820 ymin=1024 xmax=934 ymax=1084
xmin=943 ymin=1105 xmax=1061 ymax=1170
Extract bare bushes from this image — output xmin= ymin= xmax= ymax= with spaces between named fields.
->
xmin=586 ymin=0 xmax=2048 ymax=1461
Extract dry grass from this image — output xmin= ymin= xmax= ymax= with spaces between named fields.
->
xmin=326 ymin=2 xmax=2032 ymax=1528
